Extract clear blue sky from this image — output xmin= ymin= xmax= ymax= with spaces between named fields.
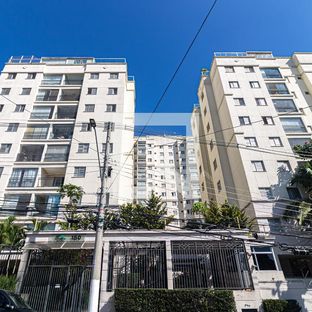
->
xmin=1 ymin=0 xmax=312 ymax=118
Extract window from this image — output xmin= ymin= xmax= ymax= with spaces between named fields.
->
xmin=74 ymin=167 xmax=86 ymax=178
xmin=266 ymin=83 xmax=289 ymax=95
xmin=106 ymin=104 xmax=116 ymax=112
xmin=14 ymin=104 xmax=25 ymax=112
xmin=109 ymin=73 xmax=119 ymax=79
xmin=256 ymin=98 xmax=267 ymax=106
xmin=0 ymin=105 xmax=3 ymax=112
xmin=259 ymin=188 xmax=274 ymax=200
xmin=84 ymin=104 xmax=95 ymax=112
xmin=245 ymin=137 xmax=258 ymax=147
xmin=288 ymin=138 xmax=309 ymax=148
xmin=102 ymin=143 xmax=114 ymax=153
xmin=78 ymin=143 xmax=89 ymax=153
xmin=239 ymin=116 xmax=251 ymax=125
xmin=8 ymin=168 xmax=38 ymax=187
xmin=280 ymin=117 xmax=306 ymax=133
xmin=250 ymin=81 xmax=260 ymax=88
xmin=287 ymin=187 xmax=302 ymax=200
xmin=272 ymin=99 xmax=297 ymax=112
xmin=30 ymin=106 xmax=53 ymax=119
xmin=229 ymin=81 xmax=239 ymax=88
xmin=267 ymin=137 xmax=283 ymax=148
xmin=108 ymin=87 xmax=118 ymax=95
xmin=7 ymin=73 xmax=17 ymax=79
xmin=213 ymin=159 xmax=217 ymax=170
xmin=0 ymin=143 xmax=11 ymax=153
xmin=251 ymin=161 xmax=265 ymax=172
xmin=1 ymin=88 xmax=10 ymax=95
xmin=104 ymin=122 xmax=115 ymax=131
xmin=7 ymin=123 xmax=19 ymax=132
xmin=81 ymin=123 xmax=91 ymax=132
xmin=261 ymin=68 xmax=282 ymax=79
xmin=171 ymin=192 xmax=176 ymax=196
xmin=217 ymin=180 xmax=222 ymax=192
xmin=225 ymin=66 xmax=234 ymax=73
xmin=277 ymin=160 xmax=291 ymax=171
xmin=87 ymin=88 xmax=97 ymax=95
xmin=262 ymin=116 xmax=274 ymax=125
xmin=90 ymin=73 xmax=99 ymax=79
xmin=279 ymin=255 xmax=312 ymax=278
xmin=27 ymin=73 xmax=36 ymax=79
xmin=251 ymin=246 xmax=277 ymax=270
xmin=21 ymin=88 xmax=31 ymax=95
xmin=234 ymin=98 xmax=245 ymax=106
xmin=245 ymin=66 xmax=255 ymax=73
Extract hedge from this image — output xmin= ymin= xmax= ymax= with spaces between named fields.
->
xmin=0 ymin=275 xmax=16 ymax=291
xmin=263 ymin=299 xmax=301 ymax=312
xmin=114 ymin=288 xmax=236 ymax=312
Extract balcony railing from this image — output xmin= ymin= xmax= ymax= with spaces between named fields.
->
xmin=23 ymin=133 xmax=48 ymax=140
xmin=36 ymin=95 xmax=58 ymax=101
xmin=41 ymin=79 xmax=83 ymax=86
xmin=41 ymin=80 xmax=62 ymax=86
xmin=267 ymin=89 xmax=289 ymax=95
xmin=30 ymin=113 xmax=52 ymax=119
xmin=44 ymin=153 xmax=69 ymax=161
xmin=64 ymin=79 xmax=83 ymax=85
xmin=54 ymin=113 xmax=77 ymax=119
xmin=37 ymin=177 xmax=64 ymax=187
xmin=59 ymin=94 xmax=80 ymax=101
xmin=49 ymin=132 xmax=73 ymax=140
xmin=16 ymin=153 xmax=42 ymax=162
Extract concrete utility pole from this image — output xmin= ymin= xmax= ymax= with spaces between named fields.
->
xmin=88 ymin=120 xmax=111 ymax=312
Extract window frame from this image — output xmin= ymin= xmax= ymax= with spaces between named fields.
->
xmin=239 ymin=116 xmax=251 ymax=125
xmin=84 ymin=104 xmax=95 ymax=112
xmin=77 ymin=143 xmax=90 ymax=153
xmin=74 ymin=166 xmax=86 ymax=178
xmin=90 ymin=73 xmax=99 ymax=80
xmin=234 ymin=98 xmax=245 ymax=106
xmin=269 ymin=137 xmax=283 ymax=147
xmin=245 ymin=137 xmax=258 ymax=147
xmin=87 ymin=88 xmax=97 ymax=95
xmin=7 ymin=123 xmax=19 ymax=132
xmin=229 ymin=81 xmax=239 ymax=89
xmin=249 ymin=81 xmax=261 ymax=89
xmin=14 ymin=104 xmax=26 ymax=112
xmin=21 ymin=88 xmax=31 ymax=95
xmin=251 ymin=161 xmax=266 ymax=172
xmin=262 ymin=116 xmax=275 ymax=125
xmin=251 ymin=246 xmax=277 ymax=271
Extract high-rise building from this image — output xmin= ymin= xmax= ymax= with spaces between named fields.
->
xmin=192 ymin=52 xmax=312 ymax=234
xmin=133 ymin=136 xmax=201 ymax=227
xmin=0 ymin=56 xmax=135 ymax=225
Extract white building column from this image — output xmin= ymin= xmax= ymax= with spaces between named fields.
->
xmin=165 ymin=241 xmax=173 ymax=289
xmin=15 ymin=249 xmax=30 ymax=294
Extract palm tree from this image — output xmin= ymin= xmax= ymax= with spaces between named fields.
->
xmin=290 ymin=161 xmax=312 ymax=199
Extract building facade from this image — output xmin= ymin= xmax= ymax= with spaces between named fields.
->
xmin=192 ymin=51 xmax=312 ymax=234
xmin=0 ymin=56 xmax=135 ymax=224
xmin=133 ymin=136 xmax=201 ymax=227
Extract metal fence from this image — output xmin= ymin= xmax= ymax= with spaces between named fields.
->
xmin=0 ymin=250 xmax=21 ymax=275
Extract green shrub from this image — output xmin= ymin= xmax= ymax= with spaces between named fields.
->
xmin=115 ymin=288 xmax=236 ymax=312
xmin=263 ymin=299 xmax=301 ymax=312
xmin=0 ymin=275 xmax=16 ymax=291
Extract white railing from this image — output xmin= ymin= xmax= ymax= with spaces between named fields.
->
xmin=214 ymin=51 xmax=273 ymax=58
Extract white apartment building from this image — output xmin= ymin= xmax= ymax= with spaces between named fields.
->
xmin=0 ymin=56 xmax=135 ymax=225
xmin=192 ymin=51 xmax=312 ymax=234
xmin=133 ymin=136 xmax=201 ymax=227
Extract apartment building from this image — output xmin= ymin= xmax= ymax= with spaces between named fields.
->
xmin=133 ymin=135 xmax=201 ymax=227
xmin=0 ymin=56 xmax=135 ymax=224
xmin=192 ymin=51 xmax=312 ymax=234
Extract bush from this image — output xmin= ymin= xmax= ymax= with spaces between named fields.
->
xmin=115 ymin=288 xmax=236 ymax=312
xmin=0 ymin=275 xmax=16 ymax=291
xmin=263 ymin=299 xmax=301 ymax=312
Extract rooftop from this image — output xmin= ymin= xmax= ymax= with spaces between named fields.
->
xmin=214 ymin=51 xmax=274 ymax=58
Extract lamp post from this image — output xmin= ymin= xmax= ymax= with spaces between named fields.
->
xmin=88 ymin=119 xmax=111 ymax=312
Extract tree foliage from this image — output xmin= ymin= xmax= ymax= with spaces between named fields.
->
xmin=293 ymin=139 xmax=312 ymax=159
xmin=0 ymin=217 xmax=25 ymax=249
xmin=283 ymin=201 xmax=312 ymax=227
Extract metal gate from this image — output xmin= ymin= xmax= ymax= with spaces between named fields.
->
xmin=20 ymin=250 xmax=92 ymax=312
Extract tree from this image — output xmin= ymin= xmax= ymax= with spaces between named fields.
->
xmin=293 ymin=139 xmax=312 ymax=158
xmin=192 ymin=200 xmax=253 ymax=230
xmin=283 ymin=201 xmax=312 ymax=227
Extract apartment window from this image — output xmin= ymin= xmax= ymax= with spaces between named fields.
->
xmin=1 ymin=88 xmax=10 ymax=95
xmin=245 ymin=66 xmax=255 ymax=73
xmin=251 ymin=161 xmax=265 ymax=172
xmin=239 ymin=116 xmax=251 ymax=125
xmin=78 ymin=143 xmax=89 ymax=153
xmin=106 ymin=104 xmax=116 ymax=112
xmin=8 ymin=168 xmax=38 ymax=187
xmin=87 ymin=88 xmax=97 ymax=95
xmin=0 ymin=144 xmax=12 ymax=153
xmin=256 ymin=98 xmax=267 ymax=106
xmin=21 ymin=88 xmax=31 ymax=95
xmin=229 ymin=81 xmax=239 ymax=88
xmin=104 ymin=122 xmax=115 ymax=131
xmin=266 ymin=83 xmax=289 ymax=95
xmin=26 ymin=73 xmax=36 ymax=79
xmin=225 ymin=66 xmax=235 ymax=73
xmin=7 ymin=123 xmax=19 ymax=132
xmin=251 ymin=246 xmax=277 ymax=271
xmin=262 ymin=116 xmax=274 ymax=125
xmin=109 ymin=73 xmax=119 ymax=79
xmin=84 ymin=104 xmax=95 ymax=112
xmin=161 ymin=192 xmax=166 ymax=197
xmin=14 ymin=104 xmax=25 ymax=112
xmin=250 ymin=81 xmax=260 ymax=88
xmin=169 ymin=160 xmax=174 ymax=164
xmin=287 ymin=187 xmax=301 ymax=200
xmin=234 ymin=98 xmax=245 ymax=106
xmin=81 ymin=123 xmax=91 ymax=132
xmin=108 ymin=87 xmax=118 ymax=95
xmin=7 ymin=73 xmax=17 ymax=79
xmin=0 ymin=105 xmax=3 ymax=112
xmin=217 ymin=180 xmax=222 ymax=192
xmin=261 ymin=68 xmax=282 ymax=79
xmin=213 ymin=159 xmax=217 ymax=170
xmin=245 ymin=137 xmax=258 ymax=147
xmin=259 ymin=187 xmax=274 ymax=200
xmin=74 ymin=167 xmax=86 ymax=178
xmin=90 ymin=73 xmax=99 ymax=79
xmin=102 ymin=143 xmax=114 ymax=153
xmin=269 ymin=137 xmax=282 ymax=147
xmin=279 ymin=255 xmax=312 ymax=278
xmin=280 ymin=117 xmax=306 ymax=133
xmin=277 ymin=160 xmax=291 ymax=172
xmin=272 ymin=99 xmax=297 ymax=112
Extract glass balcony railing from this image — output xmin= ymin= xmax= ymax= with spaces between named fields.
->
xmin=36 ymin=95 xmax=58 ymax=101
xmin=44 ymin=153 xmax=69 ymax=161
xmin=16 ymin=153 xmax=42 ymax=162
xmin=37 ymin=177 xmax=64 ymax=187
xmin=23 ymin=132 xmax=48 ymax=140
xmin=59 ymin=94 xmax=80 ymax=101
xmin=49 ymin=132 xmax=73 ymax=140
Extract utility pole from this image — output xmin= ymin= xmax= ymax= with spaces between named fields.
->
xmin=88 ymin=120 xmax=111 ymax=312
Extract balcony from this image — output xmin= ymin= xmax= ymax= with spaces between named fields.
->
xmin=55 ymin=106 xmax=77 ymax=119
xmin=59 ymin=89 xmax=81 ymax=101
xmin=36 ymin=89 xmax=59 ymax=101
xmin=50 ymin=125 xmax=74 ymax=139
xmin=30 ymin=106 xmax=54 ymax=119
xmin=37 ymin=177 xmax=64 ymax=187
xmin=44 ymin=153 xmax=69 ymax=162
xmin=41 ymin=74 xmax=83 ymax=86
xmin=16 ymin=145 xmax=44 ymax=162
xmin=23 ymin=125 xmax=49 ymax=140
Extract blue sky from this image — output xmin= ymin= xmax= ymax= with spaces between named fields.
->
xmin=1 ymin=0 xmax=312 ymax=122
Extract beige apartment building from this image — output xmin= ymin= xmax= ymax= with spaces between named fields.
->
xmin=0 ymin=56 xmax=135 ymax=226
xmin=192 ymin=51 xmax=312 ymax=234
